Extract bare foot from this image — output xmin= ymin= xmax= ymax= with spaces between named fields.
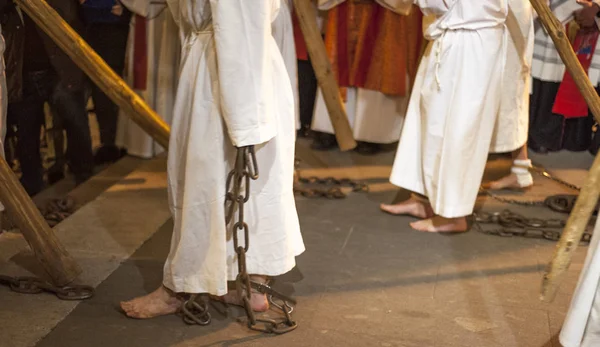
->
xmin=120 ymin=286 xmax=183 ymax=319
xmin=213 ymin=276 xmax=269 ymax=312
xmin=410 ymin=216 xmax=468 ymax=233
xmin=487 ymin=173 xmax=532 ymax=190
xmin=381 ymin=197 xmax=434 ymax=219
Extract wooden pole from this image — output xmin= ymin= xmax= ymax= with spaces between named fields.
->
xmin=529 ymin=0 xmax=600 ymax=302
xmin=0 ymin=157 xmax=80 ymax=286
xmin=15 ymin=0 xmax=171 ymax=149
xmin=293 ymin=0 xmax=356 ymax=151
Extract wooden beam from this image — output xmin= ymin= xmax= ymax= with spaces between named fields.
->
xmin=293 ymin=0 xmax=356 ymax=151
xmin=15 ymin=0 xmax=171 ymax=149
xmin=0 ymin=157 xmax=80 ymax=286
xmin=529 ymin=0 xmax=600 ymax=302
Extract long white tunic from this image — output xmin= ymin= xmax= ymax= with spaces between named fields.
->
xmin=163 ymin=0 xmax=305 ymax=295
xmin=489 ymin=0 xmax=533 ymax=153
xmin=116 ymin=0 xmax=181 ymax=159
xmin=271 ymin=0 xmax=300 ymax=130
xmin=561 ymin=217 xmax=600 ymax=347
xmin=388 ymin=0 xmax=508 ymax=218
xmin=311 ymin=0 xmax=408 ymax=145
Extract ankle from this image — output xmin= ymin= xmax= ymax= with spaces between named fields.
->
xmin=511 ymin=160 xmax=533 ymax=187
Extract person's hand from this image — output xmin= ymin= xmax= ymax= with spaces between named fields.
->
xmin=575 ymin=0 xmax=600 ymax=28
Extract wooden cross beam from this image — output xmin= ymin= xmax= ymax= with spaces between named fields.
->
xmin=293 ymin=0 xmax=357 ymax=151
xmin=529 ymin=0 xmax=600 ymax=302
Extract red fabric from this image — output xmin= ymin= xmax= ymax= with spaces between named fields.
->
xmin=336 ymin=1 xmax=350 ymax=88
xmin=552 ymin=27 xmax=600 ymax=118
xmin=133 ymin=15 xmax=148 ymax=91
xmin=335 ymin=2 xmax=385 ymax=90
xmin=353 ymin=4 xmax=383 ymax=88
xmin=292 ymin=11 xmax=309 ymax=61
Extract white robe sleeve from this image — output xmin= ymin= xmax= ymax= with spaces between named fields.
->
xmin=210 ymin=0 xmax=277 ymax=147
xmin=120 ymin=0 xmax=150 ymax=17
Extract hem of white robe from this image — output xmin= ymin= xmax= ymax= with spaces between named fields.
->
xmin=162 ymin=246 xmax=306 ymax=296
xmin=389 ymin=177 xmax=475 ymax=218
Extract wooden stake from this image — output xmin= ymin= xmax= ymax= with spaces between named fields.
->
xmin=0 ymin=157 xmax=80 ymax=286
xmin=15 ymin=0 xmax=171 ymax=149
xmin=529 ymin=0 xmax=600 ymax=302
xmin=292 ymin=0 xmax=356 ymax=151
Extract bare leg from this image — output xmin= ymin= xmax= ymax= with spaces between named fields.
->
xmin=215 ymin=275 xmax=269 ymax=312
xmin=487 ymin=146 xmax=533 ymax=190
xmin=380 ymin=194 xmax=434 ymax=219
xmin=410 ymin=215 xmax=468 ymax=233
xmin=120 ymin=285 xmax=184 ymax=319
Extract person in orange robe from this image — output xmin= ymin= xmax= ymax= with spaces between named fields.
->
xmin=311 ymin=0 xmax=423 ymax=155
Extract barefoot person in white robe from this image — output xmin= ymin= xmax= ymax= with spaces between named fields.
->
xmin=380 ymin=0 xmax=508 ymax=233
xmin=116 ymin=0 xmax=180 ymax=159
xmin=121 ymin=0 xmax=305 ymax=318
xmin=488 ymin=0 xmax=535 ymax=190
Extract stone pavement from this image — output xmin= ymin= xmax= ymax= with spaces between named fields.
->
xmin=0 ymin=139 xmax=594 ymax=347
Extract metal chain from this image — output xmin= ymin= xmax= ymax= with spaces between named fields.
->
xmin=182 ymin=147 xmax=298 ymax=333
xmin=480 ymin=166 xmax=581 ymax=207
xmin=476 ymin=165 xmax=594 ymax=242
xmin=293 ymin=159 xmax=369 ymax=199
xmin=473 ymin=209 xmax=593 ymax=244
xmin=294 ymin=175 xmax=369 ymax=199
xmin=0 ymin=275 xmax=94 ymax=300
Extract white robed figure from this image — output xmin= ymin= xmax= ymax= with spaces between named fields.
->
xmin=120 ymin=0 xmax=305 ymax=318
xmin=380 ymin=0 xmax=508 ymax=233
xmin=487 ymin=0 xmax=536 ymax=191
xmin=116 ymin=0 xmax=180 ymax=159
xmin=271 ymin=0 xmax=300 ymax=130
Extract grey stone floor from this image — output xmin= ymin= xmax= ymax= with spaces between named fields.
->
xmin=2 ymin=139 xmax=596 ymax=347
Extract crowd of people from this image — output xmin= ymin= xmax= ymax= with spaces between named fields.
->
xmin=1 ymin=0 xmax=599 ymax=198
xmin=0 ymin=0 xmax=177 ymax=197
xmin=1 ymin=0 xmax=600 ymax=345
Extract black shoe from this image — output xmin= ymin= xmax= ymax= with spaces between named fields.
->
xmin=355 ymin=142 xmax=382 ymax=155
xmin=310 ymin=133 xmax=337 ymax=151
xmin=94 ymin=145 xmax=127 ymax=165
xmin=297 ymin=125 xmax=312 ymax=138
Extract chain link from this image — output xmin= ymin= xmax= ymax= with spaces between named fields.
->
xmin=293 ymin=159 xmax=369 ymax=199
xmin=476 ymin=165 xmax=594 ymax=242
xmin=181 ymin=294 xmax=211 ymax=326
xmin=0 ymin=275 xmax=94 ymax=300
xmin=473 ymin=210 xmax=593 ymax=243
xmin=181 ymin=147 xmax=299 ymax=332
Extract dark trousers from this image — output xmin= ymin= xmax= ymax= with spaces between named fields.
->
xmin=529 ymin=78 xmax=598 ymax=152
xmin=85 ymin=23 xmax=129 ymax=147
xmin=8 ymin=70 xmax=94 ymax=196
xmin=298 ymin=59 xmax=317 ymax=129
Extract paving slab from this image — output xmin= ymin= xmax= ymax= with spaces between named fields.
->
xmin=0 ymin=157 xmax=171 ymax=347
